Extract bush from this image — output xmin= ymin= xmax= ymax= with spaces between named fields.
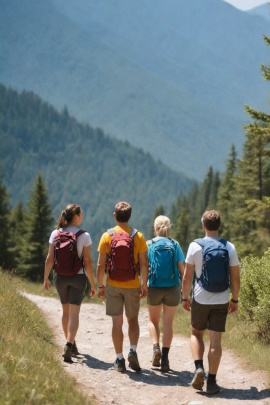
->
xmin=239 ymin=248 xmax=270 ymax=342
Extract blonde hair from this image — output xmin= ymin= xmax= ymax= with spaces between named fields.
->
xmin=154 ymin=215 xmax=171 ymax=237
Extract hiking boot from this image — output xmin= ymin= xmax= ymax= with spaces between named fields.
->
xmin=128 ymin=350 xmax=141 ymax=371
xmin=152 ymin=347 xmax=161 ymax=367
xmin=206 ymin=380 xmax=220 ymax=395
xmin=113 ymin=357 xmax=126 ymax=372
xmin=71 ymin=341 xmax=79 ymax=356
xmin=62 ymin=344 xmax=73 ymax=363
xmin=160 ymin=357 xmax=170 ymax=372
xmin=191 ymin=367 xmax=205 ymax=390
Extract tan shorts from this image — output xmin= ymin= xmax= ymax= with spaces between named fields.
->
xmin=106 ymin=284 xmax=141 ymax=318
xmin=147 ymin=286 xmax=180 ymax=307
xmin=191 ymin=298 xmax=229 ymax=332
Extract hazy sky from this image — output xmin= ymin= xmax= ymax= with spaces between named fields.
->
xmin=223 ymin=0 xmax=268 ymax=10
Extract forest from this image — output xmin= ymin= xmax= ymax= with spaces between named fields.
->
xmin=0 ymin=35 xmax=270 ymax=342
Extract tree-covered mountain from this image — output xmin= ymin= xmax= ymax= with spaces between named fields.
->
xmin=0 ymin=0 xmax=269 ymax=179
xmin=0 ymin=84 xmax=193 ymax=249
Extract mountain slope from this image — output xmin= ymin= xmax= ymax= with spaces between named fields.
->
xmin=248 ymin=3 xmax=270 ymax=21
xmin=0 ymin=84 xmax=193 ymax=245
xmin=0 ymin=0 xmax=269 ymax=179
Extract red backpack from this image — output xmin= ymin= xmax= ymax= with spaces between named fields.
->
xmin=106 ymin=228 xmax=138 ymax=281
xmin=53 ymin=230 xmax=85 ymax=276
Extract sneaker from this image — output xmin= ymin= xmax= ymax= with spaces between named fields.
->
xmin=128 ymin=350 xmax=141 ymax=371
xmin=206 ymin=380 xmax=220 ymax=395
xmin=191 ymin=368 xmax=205 ymax=390
xmin=160 ymin=357 xmax=170 ymax=372
xmin=71 ymin=341 xmax=79 ymax=356
xmin=62 ymin=344 xmax=73 ymax=363
xmin=113 ymin=357 xmax=126 ymax=372
xmin=152 ymin=348 xmax=161 ymax=367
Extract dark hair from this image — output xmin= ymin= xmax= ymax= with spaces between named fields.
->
xmin=57 ymin=204 xmax=81 ymax=229
xmin=114 ymin=201 xmax=132 ymax=223
xmin=202 ymin=210 xmax=220 ymax=231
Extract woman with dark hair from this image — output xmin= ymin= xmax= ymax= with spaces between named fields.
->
xmin=43 ymin=204 xmax=96 ymax=362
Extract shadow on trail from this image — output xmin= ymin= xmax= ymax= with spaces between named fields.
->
xmin=197 ymin=386 xmax=270 ymax=401
xmin=80 ymin=354 xmax=112 ymax=370
xmin=127 ymin=367 xmax=193 ymax=387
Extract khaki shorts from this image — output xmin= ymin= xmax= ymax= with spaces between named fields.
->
xmin=106 ymin=284 xmax=141 ymax=318
xmin=147 ymin=286 xmax=180 ymax=307
xmin=191 ymin=298 xmax=229 ymax=332
xmin=54 ymin=273 xmax=87 ymax=306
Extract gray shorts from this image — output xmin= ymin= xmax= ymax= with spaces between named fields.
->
xmin=106 ymin=284 xmax=141 ymax=318
xmin=54 ymin=273 xmax=87 ymax=306
xmin=147 ymin=286 xmax=180 ymax=307
xmin=191 ymin=298 xmax=229 ymax=332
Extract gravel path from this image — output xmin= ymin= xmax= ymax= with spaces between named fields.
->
xmin=24 ymin=293 xmax=270 ymax=405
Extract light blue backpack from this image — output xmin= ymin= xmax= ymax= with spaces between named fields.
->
xmin=147 ymin=238 xmax=180 ymax=288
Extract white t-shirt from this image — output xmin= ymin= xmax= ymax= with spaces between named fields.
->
xmin=49 ymin=226 xmax=92 ymax=274
xmin=185 ymin=237 xmax=240 ymax=304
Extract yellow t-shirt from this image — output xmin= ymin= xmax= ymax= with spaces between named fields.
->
xmin=98 ymin=225 xmax=148 ymax=288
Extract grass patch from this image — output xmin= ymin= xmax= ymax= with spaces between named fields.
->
xmin=0 ymin=271 xmax=94 ymax=405
xmin=173 ymin=306 xmax=270 ymax=386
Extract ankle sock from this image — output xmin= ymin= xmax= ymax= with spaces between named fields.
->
xmin=130 ymin=345 xmax=137 ymax=352
xmin=153 ymin=343 xmax=160 ymax=351
xmin=208 ymin=373 xmax=216 ymax=383
xmin=162 ymin=347 xmax=169 ymax=359
xmin=194 ymin=359 xmax=204 ymax=370
xmin=116 ymin=353 xmax=124 ymax=360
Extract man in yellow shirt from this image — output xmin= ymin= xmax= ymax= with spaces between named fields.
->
xmin=97 ymin=201 xmax=148 ymax=372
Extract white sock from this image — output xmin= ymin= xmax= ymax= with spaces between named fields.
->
xmin=116 ymin=353 xmax=123 ymax=360
xmin=130 ymin=345 xmax=137 ymax=352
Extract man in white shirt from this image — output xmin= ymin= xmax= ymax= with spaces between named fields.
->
xmin=182 ymin=210 xmax=240 ymax=395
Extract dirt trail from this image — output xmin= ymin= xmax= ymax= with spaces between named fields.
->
xmin=24 ymin=293 xmax=270 ymax=405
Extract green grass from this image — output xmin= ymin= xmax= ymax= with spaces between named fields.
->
xmin=0 ymin=271 xmax=93 ymax=405
xmin=173 ymin=306 xmax=270 ymax=387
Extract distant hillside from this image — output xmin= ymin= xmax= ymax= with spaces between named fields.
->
xmin=0 ymin=0 xmax=269 ymax=179
xmin=248 ymin=3 xmax=270 ymax=21
xmin=0 ymin=84 xmax=193 ymax=246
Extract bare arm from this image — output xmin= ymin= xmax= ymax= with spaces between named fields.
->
xmin=83 ymin=245 xmax=96 ymax=298
xmin=228 ymin=264 xmax=240 ymax=314
xmin=43 ymin=243 xmax=54 ymax=290
xmin=96 ymin=252 xmax=107 ymax=298
xmin=178 ymin=261 xmax=185 ymax=280
xmin=181 ymin=262 xmax=194 ymax=312
xmin=138 ymin=251 xmax=148 ymax=298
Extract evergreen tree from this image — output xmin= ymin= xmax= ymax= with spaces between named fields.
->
xmin=20 ymin=174 xmax=54 ymax=281
xmin=8 ymin=202 xmax=27 ymax=271
xmin=172 ymin=197 xmax=190 ymax=254
xmin=229 ymin=35 xmax=270 ymax=257
xmin=0 ymin=166 xmax=12 ymax=269
xmin=217 ymin=145 xmax=237 ymax=239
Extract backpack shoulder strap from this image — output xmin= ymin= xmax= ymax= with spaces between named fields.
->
xmin=107 ymin=228 xmax=115 ymax=236
xmin=194 ymin=238 xmax=206 ymax=248
xmin=130 ymin=228 xmax=138 ymax=238
xmin=218 ymin=238 xmax=227 ymax=247
xmin=75 ymin=230 xmax=86 ymax=238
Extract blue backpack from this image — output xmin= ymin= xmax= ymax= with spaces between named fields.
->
xmin=194 ymin=238 xmax=230 ymax=293
xmin=147 ymin=238 xmax=180 ymax=288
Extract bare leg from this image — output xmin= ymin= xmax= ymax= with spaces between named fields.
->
xmin=148 ymin=304 xmax=162 ymax=344
xmin=162 ymin=305 xmax=178 ymax=347
xmin=61 ymin=303 xmax=69 ymax=339
xmin=127 ymin=315 xmax=140 ymax=346
xmin=208 ymin=330 xmax=222 ymax=374
xmin=112 ymin=314 xmax=124 ymax=354
xmin=190 ymin=327 xmax=205 ymax=360
xmin=66 ymin=304 xmax=81 ymax=344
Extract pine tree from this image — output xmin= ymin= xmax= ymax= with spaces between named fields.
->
xmin=8 ymin=202 xmax=27 ymax=271
xmin=217 ymin=145 xmax=237 ymax=239
xmin=229 ymin=35 xmax=270 ymax=257
xmin=172 ymin=197 xmax=190 ymax=254
xmin=149 ymin=205 xmax=165 ymax=239
xmin=0 ymin=166 xmax=12 ymax=269
xmin=20 ymin=174 xmax=54 ymax=281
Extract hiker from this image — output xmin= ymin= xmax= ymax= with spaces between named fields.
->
xmin=147 ymin=215 xmax=185 ymax=372
xmin=43 ymin=203 xmax=96 ymax=363
xmin=182 ymin=210 xmax=240 ymax=395
xmin=96 ymin=201 xmax=148 ymax=372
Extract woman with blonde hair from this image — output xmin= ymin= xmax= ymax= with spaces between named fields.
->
xmin=43 ymin=204 xmax=96 ymax=362
xmin=147 ymin=215 xmax=185 ymax=372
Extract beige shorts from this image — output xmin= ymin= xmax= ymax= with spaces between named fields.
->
xmin=106 ymin=284 xmax=141 ymax=318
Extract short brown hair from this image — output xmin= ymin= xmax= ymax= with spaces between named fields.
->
xmin=201 ymin=210 xmax=220 ymax=231
xmin=114 ymin=201 xmax=132 ymax=222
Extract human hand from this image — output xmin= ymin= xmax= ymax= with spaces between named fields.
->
xmin=182 ymin=298 xmax=191 ymax=312
xmin=140 ymin=284 xmax=148 ymax=299
xmin=228 ymin=300 xmax=238 ymax=314
xmin=43 ymin=279 xmax=50 ymax=291
xmin=90 ymin=287 xmax=96 ymax=299
xmin=97 ymin=286 xmax=106 ymax=299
